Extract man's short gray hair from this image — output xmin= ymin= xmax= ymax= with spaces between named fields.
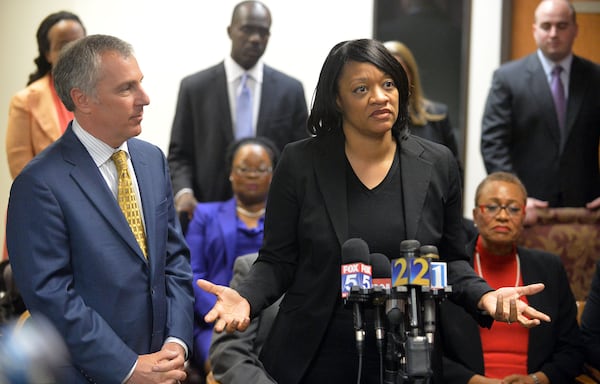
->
xmin=53 ymin=34 xmax=134 ymax=111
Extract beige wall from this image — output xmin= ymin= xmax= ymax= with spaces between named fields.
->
xmin=0 ymin=1 xmax=504 ymax=252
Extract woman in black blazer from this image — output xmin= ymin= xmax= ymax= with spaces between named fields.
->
xmin=383 ymin=40 xmax=463 ymax=182
xmin=581 ymin=260 xmax=600 ymax=372
xmin=198 ymin=39 xmax=550 ymax=384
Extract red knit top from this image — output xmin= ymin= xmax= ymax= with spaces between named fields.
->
xmin=475 ymin=237 xmax=529 ymax=378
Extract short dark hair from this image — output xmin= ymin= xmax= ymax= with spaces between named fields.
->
xmin=28 ymin=11 xmax=86 ymax=85
xmin=474 ymin=171 xmax=528 ymax=206
xmin=231 ymin=1 xmax=270 ymax=24
xmin=225 ymin=136 xmax=281 ymax=174
xmin=307 ymin=38 xmax=410 ymax=138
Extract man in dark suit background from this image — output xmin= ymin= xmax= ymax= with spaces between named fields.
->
xmin=481 ymin=0 xmax=600 ymax=223
xmin=167 ymin=0 xmax=308 ymax=226
xmin=6 ymin=35 xmax=193 ymax=383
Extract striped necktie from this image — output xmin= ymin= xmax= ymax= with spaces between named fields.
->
xmin=112 ymin=150 xmax=148 ymax=258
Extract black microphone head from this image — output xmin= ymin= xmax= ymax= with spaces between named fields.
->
xmin=400 ymin=239 xmax=421 ymax=257
xmin=420 ymin=245 xmax=440 ymax=260
xmin=341 ymin=238 xmax=370 ymax=264
xmin=370 ymin=253 xmax=391 ymax=278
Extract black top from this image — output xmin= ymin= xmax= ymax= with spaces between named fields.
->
xmin=347 ymin=147 xmax=405 ymax=259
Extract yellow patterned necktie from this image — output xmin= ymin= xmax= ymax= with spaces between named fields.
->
xmin=112 ymin=150 xmax=148 ymax=258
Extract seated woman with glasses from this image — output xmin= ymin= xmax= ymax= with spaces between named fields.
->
xmin=439 ymin=171 xmax=584 ymax=384
xmin=186 ymin=136 xmax=279 ymax=376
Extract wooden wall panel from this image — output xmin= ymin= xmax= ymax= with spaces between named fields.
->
xmin=510 ymin=0 xmax=600 ymax=63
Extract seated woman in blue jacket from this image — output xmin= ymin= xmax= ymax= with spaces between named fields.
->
xmin=186 ymin=136 xmax=279 ymax=374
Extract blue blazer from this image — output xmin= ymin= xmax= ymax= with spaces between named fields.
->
xmin=186 ymin=198 xmax=264 ymax=364
xmin=187 ymin=198 xmax=240 ymax=319
xmin=7 ymin=125 xmax=194 ymax=383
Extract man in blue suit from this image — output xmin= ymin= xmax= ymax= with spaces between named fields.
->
xmin=6 ymin=35 xmax=194 ymax=383
xmin=167 ymin=1 xmax=308 ymax=227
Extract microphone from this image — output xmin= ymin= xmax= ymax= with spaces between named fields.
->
xmin=341 ymin=238 xmax=372 ymax=357
xmin=388 ymin=240 xmax=422 ymax=327
xmin=341 ymin=238 xmax=372 ymax=298
xmin=420 ymin=245 xmax=440 ymax=345
xmin=395 ymin=240 xmax=427 ymax=334
xmin=371 ymin=253 xmax=392 ymax=290
xmin=397 ymin=240 xmax=433 ymax=378
xmin=370 ymin=253 xmax=391 ymax=352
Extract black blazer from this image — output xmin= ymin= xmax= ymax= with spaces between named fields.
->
xmin=408 ymin=100 xmax=463 ymax=182
xmin=481 ymin=53 xmax=600 ymax=207
xmin=581 ymin=260 xmax=600 ymax=369
xmin=236 ymin=129 xmax=493 ymax=384
xmin=167 ymin=62 xmax=308 ymax=202
xmin=439 ymin=238 xmax=584 ymax=383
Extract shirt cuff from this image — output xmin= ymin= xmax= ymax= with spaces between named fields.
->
xmin=165 ymin=337 xmax=189 ymax=360
xmin=121 ymin=337 xmax=189 ymax=384
xmin=174 ymin=188 xmax=194 ymax=202
xmin=122 ymin=360 xmax=136 ymax=384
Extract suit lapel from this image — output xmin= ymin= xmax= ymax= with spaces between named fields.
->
xmin=63 ymin=129 xmax=147 ymax=262
xmin=256 ymin=66 xmax=273 ymax=133
xmin=526 ymin=55 xmax=562 ymax=147
xmin=215 ymin=63 xmax=235 ymax=143
xmin=564 ymin=56 xmax=587 ymax=142
xmin=313 ymin=132 xmax=348 ymax=247
xmin=313 ymin=133 xmax=434 ymax=246
xmin=129 ymin=141 xmax=154 ymax=263
xmin=218 ymin=199 xmax=238 ymax=267
xmin=517 ymin=249 xmax=544 ymax=356
xmin=399 ymin=136 xmax=432 ymax=240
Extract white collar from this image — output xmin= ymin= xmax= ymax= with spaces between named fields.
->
xmin=224 ymin=55 xmax=264 ymax=84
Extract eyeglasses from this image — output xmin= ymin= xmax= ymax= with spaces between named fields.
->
xmin=478 ymin=204 xmax=524 ymax=217
xmin=233 ymin=166 xmax=272 ymax=176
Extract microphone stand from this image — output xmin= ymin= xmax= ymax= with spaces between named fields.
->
xmin=344 ymin=242 xmax=453 ymax=384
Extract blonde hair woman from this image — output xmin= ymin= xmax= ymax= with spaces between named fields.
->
xmin=384 ymin=40 xmax=463 ymax=179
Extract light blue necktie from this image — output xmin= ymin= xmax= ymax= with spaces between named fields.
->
xmin=236 ymin=73 xmax=253 ymax=140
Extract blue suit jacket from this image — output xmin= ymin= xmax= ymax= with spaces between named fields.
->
xmin=186 ymin=198 xmax=265 ymax=364
xmin=7 ymin=125 xmax=194 ymax=383
xmin=187 ymin=198 xmax=240 ymax=320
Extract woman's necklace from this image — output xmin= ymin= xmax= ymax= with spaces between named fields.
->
xmin=475 ymin=251 xmax=521 ymax=287
xmin=236 ymin=205 xmax=265 ymax=218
